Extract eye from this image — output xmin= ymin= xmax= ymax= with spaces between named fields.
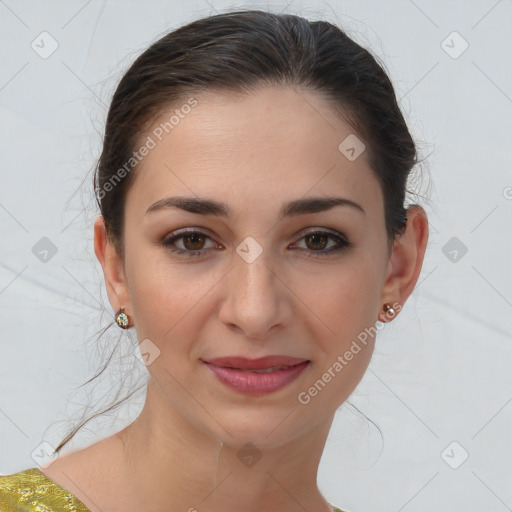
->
xmin=290 ymin=229 xmax=353 ymax=258
xmin=161 ymin=228 xmax=219 ymax=257
xmin=160 ymin=228 xmax=352 ymax=258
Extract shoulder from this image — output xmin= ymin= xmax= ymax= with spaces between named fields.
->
xmin=0 ymin=468 xmax=90 ymax=511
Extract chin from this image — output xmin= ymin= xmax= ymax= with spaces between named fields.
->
xmin=201 ymin=406 xmax=320 ymax=451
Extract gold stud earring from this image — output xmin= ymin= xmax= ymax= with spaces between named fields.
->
xmin=383 ymin=303 xmax=395 ymax=316
xmin=380 ymin=303 xmax=396 ymax=322
xmin=115 ymin=307 xmax=131 ymax=329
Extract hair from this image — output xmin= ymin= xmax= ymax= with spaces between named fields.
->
xmin=53 ymin=8 xmax=427 ymax=455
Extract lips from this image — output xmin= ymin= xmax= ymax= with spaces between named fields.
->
xmin=202 ymin=355 xmax=309 ymax=371
xmin=202 ymin=356 xmax=311 ymax=395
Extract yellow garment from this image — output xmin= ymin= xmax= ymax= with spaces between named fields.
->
xmin=0 ymin=468 xmax=345 ymax=511
xmin=0 ymin=468 xmax=90 ymax=511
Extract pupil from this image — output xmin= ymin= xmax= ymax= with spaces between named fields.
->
xmin=307 ymin=234 xmax=327 ymax=250
xmin=185 ymin=234 xmax=204 ymax=250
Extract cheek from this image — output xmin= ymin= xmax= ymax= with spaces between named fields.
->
xmin=298 ymin=269 xmax=380 ymax=411
xmin=294 ymin=257 xmax=383 ymax=405
xmin=302 ymin=255 xmax=383 ymax=345
xmin=126 ymin=246 xmax=223 ymax=349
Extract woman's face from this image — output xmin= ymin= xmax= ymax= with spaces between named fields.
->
xmin=109 ymin=85 xmax=393 ymax=446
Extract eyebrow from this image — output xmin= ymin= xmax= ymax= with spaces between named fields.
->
xmin=145 ymin=195 xmax=365 ymax=219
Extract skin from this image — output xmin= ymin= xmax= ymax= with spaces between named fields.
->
xmin=40 ymin=85 xmax=428 ymax=512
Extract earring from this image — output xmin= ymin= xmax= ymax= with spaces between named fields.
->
xmin=380 ymin=303 xmax=396 ymax=322
xmin=115 ymin=307 xmax=131 ymax=329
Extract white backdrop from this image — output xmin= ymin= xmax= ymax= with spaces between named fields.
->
xmin=1 ymin=1 xmax=511 ymax=511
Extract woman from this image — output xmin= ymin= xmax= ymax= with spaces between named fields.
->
xmin=0 ymin=9 xmax=428 ymax=512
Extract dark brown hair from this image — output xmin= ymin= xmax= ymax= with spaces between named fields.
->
xmin=54 ymin=9 xmax=425 ymax=454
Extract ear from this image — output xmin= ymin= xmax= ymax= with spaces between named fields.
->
xmin=94 ymin=215 xmax=132 ymax=319
xmin=378 ymin=205 xmax=429 ymax=322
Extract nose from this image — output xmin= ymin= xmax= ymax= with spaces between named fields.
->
xmin=218 ymin=241 xmax=292 ymax=341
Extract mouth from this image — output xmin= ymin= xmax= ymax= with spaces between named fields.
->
xmin=202 ymin=356 xmax=311 ymax=395
xmin=202 ymin=355 xmax=309 ymax=370
xmin=224 ymin=365 xmax=297 ymax=373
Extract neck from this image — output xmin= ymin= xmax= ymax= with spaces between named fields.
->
xmin=113 ymin=377 xmax=336 ymax=512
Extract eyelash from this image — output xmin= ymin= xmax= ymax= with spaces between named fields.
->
xmin=160 ymin=228 xmax=353 ymax=258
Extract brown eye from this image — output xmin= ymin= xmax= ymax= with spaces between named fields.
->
xmin=161 ymin=228 xmax=352 ymax=259
xmin=182 ymin=233 xmax=207 ymax=250
xmin=304 ymin=233 xmax=329 ymax=251
xmin=161 ymin=229 xmax=218 ymax=257
xmin=292 ymin=230 xmax=353 ymax=258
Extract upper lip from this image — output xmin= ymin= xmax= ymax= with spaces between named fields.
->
xmin=202 ymin=356 xmax=309 ymax=370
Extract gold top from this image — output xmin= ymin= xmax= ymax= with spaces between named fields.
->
xmin=0 ymin=468 xmax=345 ymax=511
xmin=0 ymin=468 xmax=90 ymax=511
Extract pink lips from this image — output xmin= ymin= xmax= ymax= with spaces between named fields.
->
xmin=202 ymin=356 xmax=310 ymax=395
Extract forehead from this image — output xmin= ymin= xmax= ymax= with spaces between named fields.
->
xmin=126 ymin=85 xmax=382 ymax=221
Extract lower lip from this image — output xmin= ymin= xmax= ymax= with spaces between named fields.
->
xmin=204 ymin=361 xmax=310 ymax=396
